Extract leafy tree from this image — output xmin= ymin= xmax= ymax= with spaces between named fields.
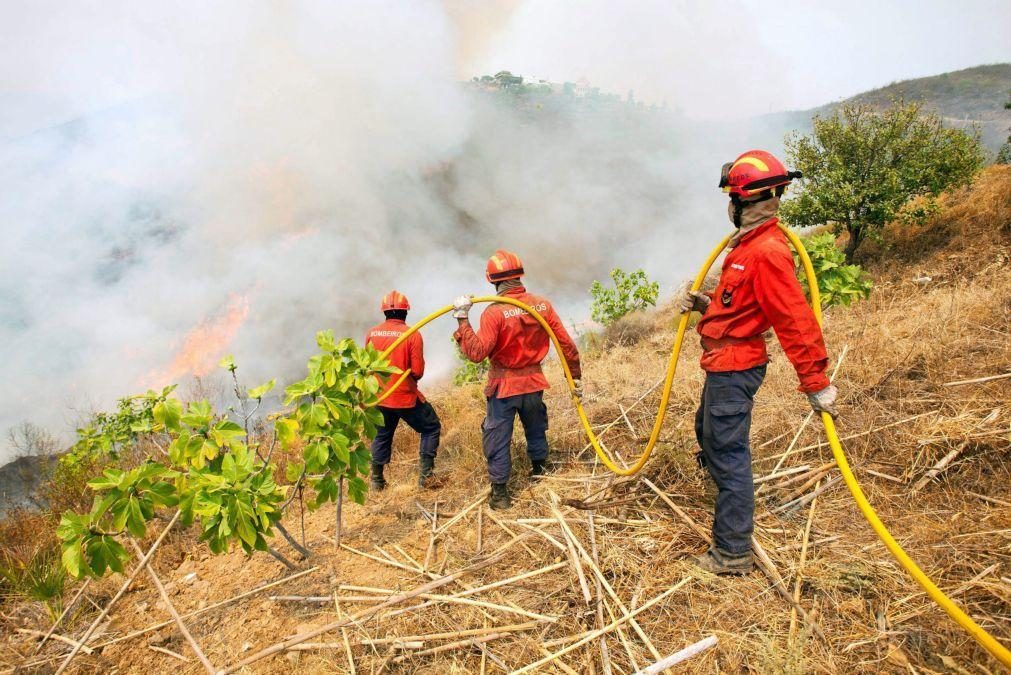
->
xmin=781 ymin=101 xmax=985 ymax=262
xmin=590 ymin=268 xmax=660 ymax=326
xmin=795 ymin=232 xmax=872 ymax=308
xmin=997 ymin=94 xmax=1011 ymax=164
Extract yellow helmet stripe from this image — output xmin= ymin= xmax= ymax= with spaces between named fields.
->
xmin=731 ymin=156 xmax=769 ymax=172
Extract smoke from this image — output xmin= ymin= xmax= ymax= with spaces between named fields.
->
xmin=0 ymin=1 xmax=736 ymax=463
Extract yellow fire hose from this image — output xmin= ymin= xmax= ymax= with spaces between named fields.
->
xmin=370 ymin=224 xmax=1010 ymax=665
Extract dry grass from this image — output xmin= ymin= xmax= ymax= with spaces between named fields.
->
xmin=2 ymin=168 xmax=1009 ymax=674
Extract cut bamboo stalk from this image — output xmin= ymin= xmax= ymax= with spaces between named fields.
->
xmin=127 ymin=539 xmax=215 ymax=675
xmin=641 ymin=479 xmax=709 ymax=541
xmin=632 ymin=635 xmax=717 ymax=674
xmin=777 ymin=469 xmax=833 ymax=504
xmin=751 ymin=537 xmax=826 ymax=640
xmin=274 ymin=592 xmax=556 ymax=621
xmin=340 ymin=544 xmax=421 ymax=575
xmin=511 ymin=579 xmax=691 ymax=674
xmin=29 ymin=578 xmax=91 ymax=656
xmin=587 ymin=511 xmax=613 ymax=675
xmin=221 ymin=531 xmax=539 ymax=672
xmin=911 ymin=441 xmax=969 ymax=493
xmin=605 ymin=597 xmax=641 ymax=672
xmin=554 ymin=510 xmax=592 ymax=606
xmin=863 ymin=468 xmax=904 ymax=483
xmin=512 ymin=520 xmax=568 ymax=551
xmin=55 ymin=509 xmax=180 ymax=675
xmin=547 ymin=495 xmax=662 ymax=661
xmin=335 ymin=476 xmax=345 ymax=548
xmin=767 ymin=462 xmax=836 ymax=491
xmin=485 ymin=509 xmax=539 ymax=559
xmin=969 ymin=491 xmax=1011 ymax=508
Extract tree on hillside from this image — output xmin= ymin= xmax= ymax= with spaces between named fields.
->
xmin=997 ymin=93 xmax=1011 ymax=164
xmin=781 ymin=101 xmax=984 ymax=262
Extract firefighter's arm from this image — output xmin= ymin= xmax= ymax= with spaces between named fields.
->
xmin=544 ymin=304 xmax=582 ymax=380
xmin=411 ymin=332 xmax=426 ymax=380
xmin=752 ymin=249 xmax=830 ymax=393
xmin=454 ymin=309 xmax=499 ymax=362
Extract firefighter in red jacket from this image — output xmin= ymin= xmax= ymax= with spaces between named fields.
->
xmin=453 ymin=250 xmax=582 ymax=510
xmin=365 ymin=291 xmax=441 ymax=490
xmin=678 ymin=150 xmax=839 ymax=575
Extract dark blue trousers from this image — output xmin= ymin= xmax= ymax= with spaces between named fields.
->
xmin=694 ymin=365 xmax=766 ymax=554
xmin=371 ymin=401 xmax=441 ymax=466
xmin=482 ymin=392 xmax=549 ymax=484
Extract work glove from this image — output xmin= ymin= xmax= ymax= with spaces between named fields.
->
xmin=675 ymin=280 xmax=710 ymax=314
xmin=572 ymin=379 xmax=583 ymax=401
xmin=807 ymin=384 xmax=839 ymax=418
xmin=452 ymin=295 xmax=473 ymax=319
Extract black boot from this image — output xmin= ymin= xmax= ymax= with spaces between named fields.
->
xmin=530 ymin=458 xmax=553 ymax=477
xmin=418 ymin=455 xmax=435 ymax=487
xmin=489 ymin=483 xmax=512 ymax=510
xmin=370 ymin=463 xmax=387 ymax=491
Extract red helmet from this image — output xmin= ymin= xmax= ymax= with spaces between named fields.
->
xmin=485 ymin=249 xmax=524 ymax=283
xmin=719 ymin=150 xmax=801 ymax=199
xmin=380 ymin=290 xmax=410 ymax=312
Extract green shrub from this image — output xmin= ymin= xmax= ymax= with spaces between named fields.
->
xmin=795 ymin=232 xmax=872 ymax=308
xmin=590 ymin=268 xmax=659 ymax=326
xmin=452 ymin=339 xmax=489 ymax=386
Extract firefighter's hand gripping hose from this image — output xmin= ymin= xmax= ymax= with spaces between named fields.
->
xmin=371 ymin=224 xmax=1010 ymax=665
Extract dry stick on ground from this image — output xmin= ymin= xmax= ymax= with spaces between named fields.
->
xmin=911 ymin=441 xmax=970 ymax=493
xmin=275 ymin=592 xmax=556 ymax=622
xmin=766 ymin=410 xmax=939 ymax=461
xmin=433 ymin=494 xmax=486 ymax=539
xmin=127 ymin=539 xmax=215 ymax=675
xmin=771 ymin=475 xmax=842 ymax=515
xmin=789 ymin=478 xmax=821 ymax=645
xmin=547 ymin=495 xmax=663 ymax=661
xmin=554 ymin=509 xmax=592 ymax=606
xmin=333 ymin=592 xmax=356 ymax=675
xmin=758 ymin=346 xmax=847 ymax=490
xmin=753 ymin=465 xmax=813 ymax=485
xmin=287 ymin=622 xmax=542 ymax=650
xmin=148 ymin=644 xmax=190 ymax=662
xmin=29 ymin=578 xmax=91 ymax=656
xmin=53 ymin=509 xmax=180 ymax=675
xmin=641 ymin=478 xmax=826 ymax=639
xmin=220 ymin=529 xmax=541 ymax=673
xmin=484 ymin=509 xmax=540 ymax=559
xmin=16 ymin=629 xmax=94 ymax=654
xmin=335 ymin=475 xmax=345 ymax=548
xmin=968 ymin=491 xmax=1011 ymax=508
xmin=587 ymin=510 xmax=614 ymax=675
xmin=942 ymin=372 xmax=1011 ymax=387
xmin=632 ymin=635 xmax=718 ymax=675
xmin=512 ymin=579 xmax=691 ymax=675
xmin=390 ymin=631 xmax=517 ymax=664
xmin=477 ymin=506 xmax=484 ymax=554
xmin=424 ymin=500 xmax=438 ymax=571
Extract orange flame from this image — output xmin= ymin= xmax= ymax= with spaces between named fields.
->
xmin=149 ymin=294 xmax=250 ymax=386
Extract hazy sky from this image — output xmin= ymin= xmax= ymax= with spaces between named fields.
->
xmin=2 ymin=0 xmax=1009 ymax=132
xmin=468 ymin=0 xmax=1011 ymax=117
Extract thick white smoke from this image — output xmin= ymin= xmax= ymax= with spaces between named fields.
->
xmin=0 ymin=1 xmax=738 ymax=462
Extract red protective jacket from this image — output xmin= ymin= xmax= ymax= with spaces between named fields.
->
xmin=365 ymin=319 xmax=425 ymax=408
xmin=455 ymin=286 xmax=582 ymax=398
xmin=696 ymin=218 xmax=830 ymax=393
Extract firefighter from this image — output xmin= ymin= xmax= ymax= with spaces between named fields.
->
xmin=678 ymin=150 xmax=839 ymax=575
xmin=452 ymin=250 xmax=582 ymax=510
xmin=365 ymin=291 xmax=441 ymax=490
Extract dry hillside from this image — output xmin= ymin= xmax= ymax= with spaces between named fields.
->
xmin=2 ymin=167 xmax=1010 ymax=674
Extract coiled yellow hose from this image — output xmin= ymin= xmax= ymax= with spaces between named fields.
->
xmin=370 ymin=224 xmax=1010 ymax=665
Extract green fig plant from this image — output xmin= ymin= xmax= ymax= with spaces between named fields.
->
xmin=55 ymin=330 xmax=398 ymax=581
